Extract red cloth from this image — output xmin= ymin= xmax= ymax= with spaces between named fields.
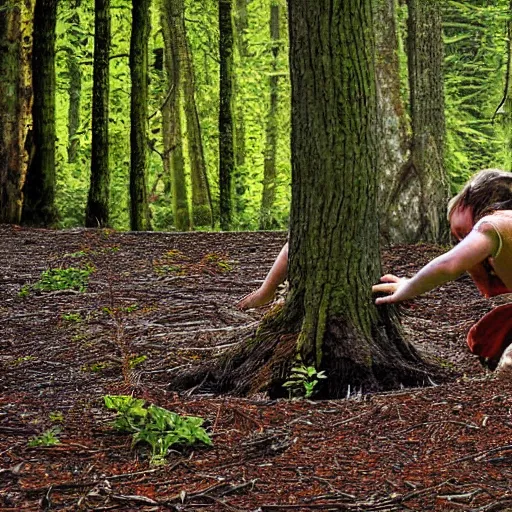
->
xmin=467 ymin=303 xmax=512 ymax=360
xmin=466 ymin=262 xmax=512 ymax=361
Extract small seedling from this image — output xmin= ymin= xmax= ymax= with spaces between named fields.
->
xmin=104 ymin=395 xmax=211 ymax=465
xmin=49 ymin=411 xmax=64 ymax=423
xmin=81 ymin=361 xmax=112 ymax=373
xmin=201 ymin=253 xmax=234 ymax=272
xmin=61 ymin=312 xmax=82 ymax=323
xmin=128 ymin=355 xmax=147 ymax=369
xmin=8 ymin=355 xmax=35 ymax=367
xmin=283 ymin=364 xmax=327 ymax=399
xmin=30 ymin=265 xmax=94 ymax=293
xmin=28 ymin=427 xmax=61 ymax=447
xmin=18 ymin=285 xmax=30 ymax=298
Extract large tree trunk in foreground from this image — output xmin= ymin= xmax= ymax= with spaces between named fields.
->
xmin=86 ymin=0 xmax=111 ymax=227
xmin=0 ymin=0 xmax=33 ymax=224
xmin=170 ymin=0 xmax=435 ymax=398
xmin=21 ymin=0 xmax=58 ymax=227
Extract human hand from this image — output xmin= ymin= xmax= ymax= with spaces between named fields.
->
xmin=372 ymin=274 xmax=410 ymax=305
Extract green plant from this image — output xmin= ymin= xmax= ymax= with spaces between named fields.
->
xmin=8 ymin=355 xmax=35 ymax=367
xmin=18 ymin=285 xmax=30 ymax=298
xmin=103 ymin=395 xmax=211 ymax=465
xmin=61 ymin=312 xmax=82 ymax=322
xmin=81 ymin=361 xmax=113 ymax=373
xmin=49 ymin=411 xmax=64 ymax=423
xmin=128 ymin=354 xmax=147 ymax=369
xmin=283 ymin=364 xmax=327 ymax=399
xmin=31 ymin=266 xmax=94 ymax=293
xmin=28 ymin=427 xmax=61 ymax=447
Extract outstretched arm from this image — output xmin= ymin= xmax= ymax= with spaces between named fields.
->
xmin=373 ymin=224 xmax=498 ymax=305
xmin=237 ymin=243 xmax=289 ymax=310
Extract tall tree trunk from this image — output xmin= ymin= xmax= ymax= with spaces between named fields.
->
xmin=169 ymin=0 xmax=433 ymax=398
xmin=66 ymin=0 xmax=82 ymax=164
xmin=21 ymin=0 xmax=58 ymax=227
xmin=259 ymin=3 xmax=280 ymax=230
xmin=178 ymin=3 xmax=213 ymax=228
xmin=161 ymin=0 xmax=190 ymax=231
xmin=219 ymin=0 xmax=235 ymax=230
xmin=0 ymin=0 xmax=33 ymax=224
xmin=405 ymin=0 xmax=449 ymax=243
xmin=129 ymin=0 xmax=152 ymax=231
xmin=85 ymin=0 xmax=111 ymax=227
xmin=374 ymin=0 xmax=412 ymax=243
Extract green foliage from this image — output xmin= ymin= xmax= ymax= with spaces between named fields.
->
xmin=61 ymin=312 xmax=82 ymax=322
xmin=49 ymin=411 xmax=65 ymax=423
xmin=283 ymin=364 xmax=327 ymax=399
xmin=104 ymin=395 xmax=211 ymax=465
xmin=26 ymin=265 xmax=94 ymax=294
xmin=28 ymin=427 xmax=61 ymax=447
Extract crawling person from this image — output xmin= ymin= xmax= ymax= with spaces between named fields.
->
xmin=237 ymin=243 xmax=288 ymax=310
xmin=373 ymin=168 xmax=512 ymax=375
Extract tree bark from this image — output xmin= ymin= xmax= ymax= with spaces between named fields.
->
xmin=129 ymin=0 xmax=152 ymax=231
xmin=405 ymin=0 xmax=449 ymax=243
xmin=66 ymin=0 xmax=82 ymax=164
xmin=374 ymin=0 xmax=412 ymax=243
xmin=21 ymin=0 xmax=58 ymax=227
xmin=86 ymin=0 xmax=111 ymax=228
xmin=219 ymin=0 xmax=235 ymax=230
xmin=259 ymin=3 xmax=280 ymax=230
xmin=161 ymin=0 xmax=190 ymax=231
xmin=169 ymin=0 xmax=435 ymax=398
xmin=0 ymin=0 xmax=33 ymax=224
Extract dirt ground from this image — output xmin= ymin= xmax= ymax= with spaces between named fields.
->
xmin=1 ymin=225 xmax=512 ymax=512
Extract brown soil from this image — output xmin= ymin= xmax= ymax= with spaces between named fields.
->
xmin=1 ymin=225 xmax=511 ymax=512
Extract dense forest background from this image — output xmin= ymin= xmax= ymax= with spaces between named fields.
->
xmin=1 ymin=0 xmax=512 ymax=233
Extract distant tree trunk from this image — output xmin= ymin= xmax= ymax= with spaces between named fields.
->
xmin=66 ymin=0 xmax=82 ymax=164
xmin=0 ymin=0 xmax=33 ymax=224
xmin=374 ymin=0 xmax=412 ymax=243
xmin=85 ymin=0 xmax=111 ymax=228
xmin=161 ymin=0 xmax=190 ymax=231
xmin=405 ymin=0 xmax=449 ymax=242
xmin=219 ymin=0 xmax=235 ymax=230
xmin=259 ymin=3 xmax=280 ymax=230
xmin=21 ymin=0 xmax=58 ymax=227
xmin=129 ymin=0 xmax=152 ymax=231
xmin=233 ymin=0 xmax=247 ymax=210
xmin=179 ymin=3 xmax=213 ymax=228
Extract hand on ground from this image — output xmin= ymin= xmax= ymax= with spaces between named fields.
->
xmin=236 ymin=287 xmax=275 ymax=310
xmin=372 ymin=274 xmax=410 ymax=305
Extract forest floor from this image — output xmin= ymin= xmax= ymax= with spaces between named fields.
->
xmin=1 ymin=226 xmax=512 ymax=512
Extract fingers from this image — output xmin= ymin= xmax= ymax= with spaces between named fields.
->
xmin=372 ymin=282 xmax=398 ymax=294
xmin=379 ymin=274 xmax=401 ymax=283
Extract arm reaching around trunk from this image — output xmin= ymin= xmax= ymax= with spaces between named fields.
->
xmin=373 ymin=224 xmax=499 ymax=305
xmin=237 ymin=243 xmax=289 ymax=310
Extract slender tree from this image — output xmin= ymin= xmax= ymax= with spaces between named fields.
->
xmin=259 ymin=2 xmax=280 ymax=230
xmin=171 ymin=0 xmax=432 ymax=398
xmin=129 ymin=0 xmax=152 ymax=231
xmin=0 ymin=0 xmax=33 ymax=224
xmin=85 ymin=0 xmax=111 ymax=227
xmin=66 ymin=0 xmax=82 ymax=164
xmin=405 ymin=0 xmax=449 ymax=242
xmin=219 ymin=0 xmax=235 ymax=230
xmin=161 ymin=0 xmax=191 ymax=230
xmin=21 ymin=0 xmax=58 ymax=227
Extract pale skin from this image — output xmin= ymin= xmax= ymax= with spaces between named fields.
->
xmin=373 ymin=211 xmax=499 ymax=305
xmin=237 ymin=243 xmax=289 ymax=310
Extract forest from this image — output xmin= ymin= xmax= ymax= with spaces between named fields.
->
xmin=2 ymin=0 xmax=512 ymax=511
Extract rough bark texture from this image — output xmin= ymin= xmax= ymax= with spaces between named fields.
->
xmin=21 ymin=0 xmax=57 ymax=227
xmin=403 ymin=0 xmax=449 ymax=243
xmin=374 ymin=0 xmax=412 ymax=244
xmin=161 ymin=0 xmax=190 ymax=231
xmin=0 ymin=0 xmax=33 ymax=224
xmin=219 ymin=0 xmax=235 ymax=230
xmin=85 ymin=0 xmax=111 ymax=228
xmin=171 ymin=0 xmax=212 ymax=228
xmin=170 ymin=0 xmax=435 ymax=398
xmin=129 ymin=0 xmax=152 ymax=231
xmin=66 ymin=0 xmax=82 ymax=164
xmin=259 ymin=4 xmax=280 ymax=230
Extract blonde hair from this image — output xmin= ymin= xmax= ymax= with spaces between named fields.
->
xmin=447 ymin=168 xmax=512 ymax=222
